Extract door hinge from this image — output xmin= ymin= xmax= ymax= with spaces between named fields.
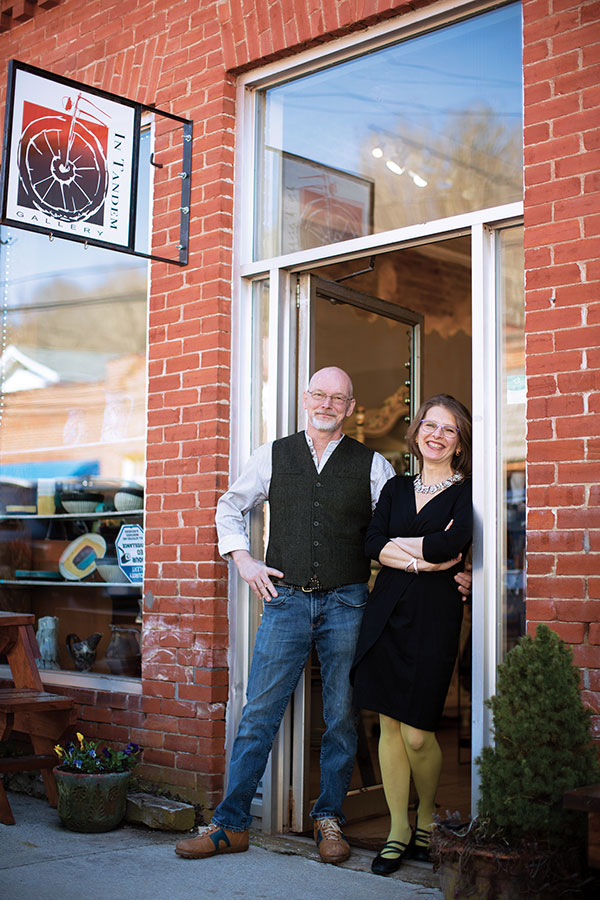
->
xmin=295 ymin=278 xmax=301 ymax=309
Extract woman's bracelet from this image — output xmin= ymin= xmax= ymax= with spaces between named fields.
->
xmin=405 ymin=557 xmax=419 ymax=574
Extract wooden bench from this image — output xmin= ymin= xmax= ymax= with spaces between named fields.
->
xmin=563 ymin=783 xmax=600 ymax=869
xmin=0 ymin=611 xmax=74 ymax=825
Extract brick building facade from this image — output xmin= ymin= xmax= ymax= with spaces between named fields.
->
xmin=0 ymin=0 xmax=598 ymax=824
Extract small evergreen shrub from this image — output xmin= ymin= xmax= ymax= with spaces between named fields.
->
xmin=476 ymin=624 xmax=599 ymax=846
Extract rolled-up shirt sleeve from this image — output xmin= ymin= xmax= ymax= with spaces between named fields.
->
xmin=371 ymin=453 xmax=396 ymax=510
xmin=422 ymin=482 xmax=472 ymax=562
xmin=216 ymin=442 xmax=272 ymax=558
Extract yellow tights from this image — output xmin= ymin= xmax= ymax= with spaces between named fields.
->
xmin=377 ymin=714 xmax=442 ymax=857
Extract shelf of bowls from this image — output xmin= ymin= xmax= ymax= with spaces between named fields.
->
xmin=0 ymin=479 xmax=144 ymax=589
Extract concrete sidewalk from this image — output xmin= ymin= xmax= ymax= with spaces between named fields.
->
xmin=1 ymin=792 xmax=445 ymax=900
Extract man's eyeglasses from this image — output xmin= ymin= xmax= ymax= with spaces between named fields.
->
xmin=420 ymin=419 xmax=460 ymax=439
xmin=307 ymin=390 xmax=352 ymax=407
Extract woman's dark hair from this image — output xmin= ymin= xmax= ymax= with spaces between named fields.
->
xmin=406 ymin=394 xmax=472 ymax=476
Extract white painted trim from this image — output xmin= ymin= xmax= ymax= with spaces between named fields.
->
xmin=470 ymin=222 xmax=500 ymax=808
xmin=240 ymin=203 xmax=523 ymax=276
xmin=225 ymin=75 xmax=256 ymax=781
xmin=238 ymin=0 xmax=512 ymax=92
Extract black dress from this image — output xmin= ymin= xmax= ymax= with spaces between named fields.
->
xmin=351 ymin=475 xmax=472 ymax=732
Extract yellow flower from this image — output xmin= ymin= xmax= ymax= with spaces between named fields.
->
xmin=76 ymin=732 xmax=84 ymax=748
xmin=54 ymin=744 xmax=63 ymax=758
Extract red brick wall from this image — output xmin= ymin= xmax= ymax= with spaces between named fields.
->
xmin=523 ymin=0 xmax=600 ymax=741
xmin=0 ymin=0 xmax=433 ymax=808
xmin=5 ymin=0 xmax=595 ymax=809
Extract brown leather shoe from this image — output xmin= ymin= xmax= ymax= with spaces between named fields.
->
xmin=313 ymin=817 xmax=351 ymax=864
xmin=175 ymin=822 xmax=249 ymax=858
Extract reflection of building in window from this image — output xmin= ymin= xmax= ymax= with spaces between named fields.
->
xmin=500 ymin=226 xmax=525 ymax=655
xmin=256 ymin=3 xmax=523 ymax=257
xmin=0 ymin=224 xmax=147 ymax=485
xmin=0 ymin=342 xmax=146 ymax=481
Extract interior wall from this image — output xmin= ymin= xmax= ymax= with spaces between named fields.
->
xmin=317 ymin=237 xmax=472 ymax=415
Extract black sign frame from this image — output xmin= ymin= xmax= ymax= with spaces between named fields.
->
xmin=0 ymin=60 xmax=192 ymax=266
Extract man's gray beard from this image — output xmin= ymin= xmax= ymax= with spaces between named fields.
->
xmin=308 ymin=413 xmax=339 ymax=432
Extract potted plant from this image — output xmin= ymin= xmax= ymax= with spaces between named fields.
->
xmin=431 ymin=624 xmax=600 ymax=900
xmin=53 ymin=731 xmax=142 ymax=832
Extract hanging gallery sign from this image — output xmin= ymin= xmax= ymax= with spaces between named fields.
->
xmin=0 ymin=61 xmax=192 ymax=265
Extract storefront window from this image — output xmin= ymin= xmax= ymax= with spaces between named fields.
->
xmin=0 ymin=134 xmax=150 ymax=679
xmin=498 ymin=225 xmax=525 ymax=657
xmin=255 ymin=2 xmax=522 ymax=259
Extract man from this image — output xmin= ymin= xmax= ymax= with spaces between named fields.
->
xmin=175 ymin=367 xmax=470 ymax=865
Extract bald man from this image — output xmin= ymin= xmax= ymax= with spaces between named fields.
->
xmin=176 ymin=367 xmax=469 ymax=865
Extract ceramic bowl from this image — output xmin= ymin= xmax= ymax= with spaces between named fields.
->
xmin=114 ymin=488 xmax=143 ymax=512
xmin=95 ymin=557 xmax=130 ymax=584
xmin=60 ymin=492 xmax=104 ymax=514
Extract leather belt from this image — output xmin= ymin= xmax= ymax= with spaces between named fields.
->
xmin=272 ymin=577 xmax=340 ymax=592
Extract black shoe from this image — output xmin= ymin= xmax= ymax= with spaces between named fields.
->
xmin=371 ymin=832 xmax=415 ymax=876
xmin=412 ymin=826 xmax=431 ymax=862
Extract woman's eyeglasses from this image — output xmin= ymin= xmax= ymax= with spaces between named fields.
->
xmin=420 ymin=419 xmax=460 ymax=439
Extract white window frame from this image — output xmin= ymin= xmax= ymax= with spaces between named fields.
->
xmin=228 ymin=0 xmax=523 ymax=830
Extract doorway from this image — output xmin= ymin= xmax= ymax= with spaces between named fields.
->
xmin=293 ymin=235 xmax=473 ymax=847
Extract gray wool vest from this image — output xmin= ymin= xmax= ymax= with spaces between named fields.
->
xmin=266 ymin=431 xmax=375 ymax=589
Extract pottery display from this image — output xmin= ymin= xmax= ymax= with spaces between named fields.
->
xmin=105 ymin=625 xmax=141 ymax=677
xmin=66 ymin=632 xmax=103 ymax=672
xmin=58 ymin=533 xmax=106 ymax=580
xmin=36 ymin=615 xmax=60 ymax=669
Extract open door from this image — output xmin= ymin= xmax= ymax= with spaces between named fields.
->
xmin=290 ymin=272 xmax=424 ymax=832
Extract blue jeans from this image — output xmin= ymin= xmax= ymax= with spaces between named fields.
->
xmin=212 ymin=582 xmax=368 ymax=831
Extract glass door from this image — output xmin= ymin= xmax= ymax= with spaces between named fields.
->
xmin=291 ymin=272 xmax=424 ymax=832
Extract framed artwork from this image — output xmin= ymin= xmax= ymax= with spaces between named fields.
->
xmin=281 ymin=151 xmax=374 ymax=254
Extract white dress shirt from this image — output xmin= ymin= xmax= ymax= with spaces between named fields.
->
xmin=216 ymin=433 xmax=396 ymax=558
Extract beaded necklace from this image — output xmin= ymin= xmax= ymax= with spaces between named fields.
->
xmin=414 ymin=472 xmax=463 ymax=494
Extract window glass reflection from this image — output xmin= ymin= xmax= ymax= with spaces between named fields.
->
xmin=251 ymin=279 xmax=271 ymax=451
xmin=0 ymin=131 xmax=150 ymax=679
xmin=498 ymin=225 xmax=525 ymax=657
xmin=0 ymin=229 xmax=147 ymax=483
xmin=255 ymin=3 xmax=522 ymax=258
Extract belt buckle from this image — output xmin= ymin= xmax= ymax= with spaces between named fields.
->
xmin=302 ymin=575 xmax=322 ymax=592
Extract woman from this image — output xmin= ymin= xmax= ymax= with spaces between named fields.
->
xmin=351 ymin=394 xmax=472 ymax=876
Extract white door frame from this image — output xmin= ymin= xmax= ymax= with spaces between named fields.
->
xmin=227 ymin=0 xmax=523 ymax=831
xmin=228 ymin=204 xmax=522 ymax=832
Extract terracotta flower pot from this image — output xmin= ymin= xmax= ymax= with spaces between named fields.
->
xmin=54 ymin=767 xmax=130 ymax=832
